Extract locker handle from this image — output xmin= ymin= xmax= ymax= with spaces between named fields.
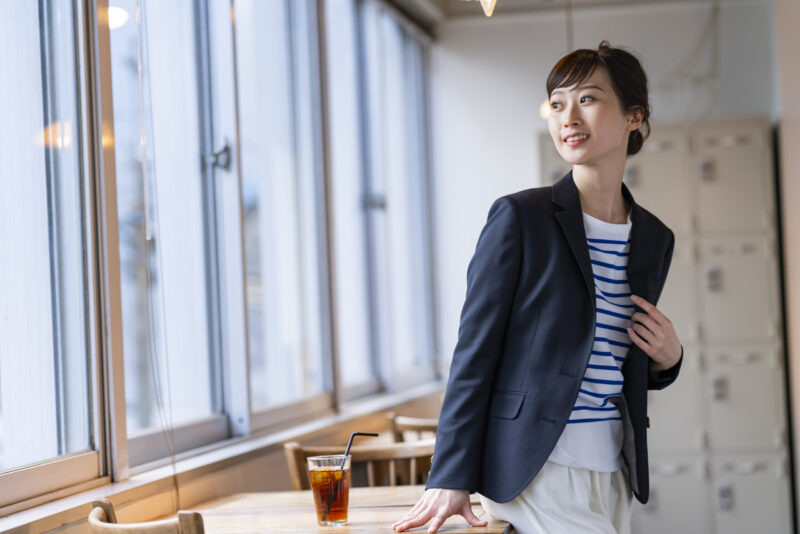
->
xmin=737 ymin=462 xmax=756 ymax=474
xmin=699 ymin=158 xmax=715 ymax=182
xmin=706 ymin=134 xmax=751 ymax=148
xmin=657 ymin=463 xmax=685 ymax=476
xmin=716 ymin=484 xmax=734 ymax=511
xmin=733 ymin=352 xmax=755 ymax=365
xmin=705 ymin=266 xmax=722 ymax=291
xmin=710 ymin=375 xmax=728 ymax=401
xmin=730 ymin=462 xmax=762 ymax=475
xmin=719 ymin=352 xmax=757 ymax=365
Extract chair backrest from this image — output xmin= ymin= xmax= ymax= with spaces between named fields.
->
xmin=88 ymin=499 xmax=205 ymax=534
xmin=283 ymin=438 xmax=436 ymax=490
xmin=387 ymin=412 xmax=438 ymax=442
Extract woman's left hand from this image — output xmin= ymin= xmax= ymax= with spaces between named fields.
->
xmin=627 ymin=294 xmax=682 ymax=372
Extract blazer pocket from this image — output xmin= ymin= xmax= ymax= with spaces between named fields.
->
xmin=487 ymin=390 xmax=526 ymax=420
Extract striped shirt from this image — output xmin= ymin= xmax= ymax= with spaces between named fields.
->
xmin=547 ymin=210 xmax=633 ymax=472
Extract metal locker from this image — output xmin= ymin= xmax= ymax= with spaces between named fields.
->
xmin=711 ymin=454 xmax=791 ymax=534
xmin=706 ymin=345 xmax=786 ymax=452
xmin=631 ymin=455 xmax=712 ymax=534
xmin=647 ymin=346 xmax=705 ymax=453
xmin=697 ymin=235 xmax=780 ymax=342
xmin=657 ymin=236 xmax=700 ymax=344
xmin=624 ymin=129 xmax=694 ymax=235
xmin=693 ymin=122 xmax=774 ymax=233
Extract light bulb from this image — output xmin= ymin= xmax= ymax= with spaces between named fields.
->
xmin=479 ymin=0 xmax=497 ymax=17
xmin=108 ymin=6 xmax=129 ymax=30
xmin=540 ymin=98 xmax=551 ymax=120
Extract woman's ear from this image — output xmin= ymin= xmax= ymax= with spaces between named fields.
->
xmin=627 ymin=105 xmax=645 ymax=131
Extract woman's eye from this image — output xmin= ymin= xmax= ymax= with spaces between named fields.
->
xmin=581 ymin=95 xmax=594 ymax=103
xmin=550 ymin=102 xmax=560 ymax=109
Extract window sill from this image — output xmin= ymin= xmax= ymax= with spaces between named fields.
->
xmin=0 ymin=380 xmax=445 ymax=532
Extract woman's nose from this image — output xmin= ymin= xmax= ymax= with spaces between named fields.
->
xmin=564 ymin=107 xmax=582 ymax=126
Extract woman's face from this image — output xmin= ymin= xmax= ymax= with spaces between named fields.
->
xmin=547 ymin=66 xmax=641 ymax=168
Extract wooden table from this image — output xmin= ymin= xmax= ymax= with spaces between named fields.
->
xmin=192 ymin=485 xmax=512 ymax=533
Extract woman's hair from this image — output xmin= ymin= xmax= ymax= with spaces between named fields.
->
xmin=546 ymin=40 xmax=651 ymax=156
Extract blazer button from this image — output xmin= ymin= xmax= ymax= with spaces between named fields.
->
xmin=647 ymin=417 xmax=650 ymax=428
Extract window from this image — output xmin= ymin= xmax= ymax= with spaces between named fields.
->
xmin=109 ymin=0 xmax=227 ymax=465
xmin=0 ymin=0 xmax=100 ymax=507
xmin=0 ymin=0 xmax=435 ymax=511
xmin=360 ymin=0 xmax=437 ymax=387
xmin=325 ymin=0 xmax=378 ymax=396
xmin=235 ymin=0 xmax=331 ymax=415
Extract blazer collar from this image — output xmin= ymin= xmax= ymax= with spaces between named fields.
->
xmin=551 ymin=169 xmax=656 ymax=304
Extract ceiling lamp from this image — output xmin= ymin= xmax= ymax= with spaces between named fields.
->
xmin=479 ymin=0 xmax=497 ymax=17
xmin=107 ymin=6 xmax=129 ymax=29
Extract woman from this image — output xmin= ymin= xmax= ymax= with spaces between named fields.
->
xmin=392 ymin=41 xmax=684 ymax=534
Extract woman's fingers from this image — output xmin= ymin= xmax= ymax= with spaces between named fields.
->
xmin=392 ymin=488 xmax=472 ymax=532
xmin=627 ymin=325 xmax=652 ymax=356
xmin=427 ymin=514 xmax=445 ymax=533
xmin=462 ymin=505 xmax=489 ymax=527
xmin=394 ymin=506 xmax=435 ymax=531
xmin=398 ymin=499 xmax=424 ymax=522
xmin=392 ymin=496 xmax=432 ymax=529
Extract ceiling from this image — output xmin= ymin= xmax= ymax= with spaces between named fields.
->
xmin=445 ymin=0 xmax=737 ymax=17
xmin=393 ymin=0 xmax=726 ymax=36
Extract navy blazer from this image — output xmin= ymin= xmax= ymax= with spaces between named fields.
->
xmin=426 ymin=170 xmax=683 ymax=504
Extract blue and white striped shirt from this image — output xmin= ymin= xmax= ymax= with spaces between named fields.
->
xmin=547 ymin=210 xmax=633 ymax=472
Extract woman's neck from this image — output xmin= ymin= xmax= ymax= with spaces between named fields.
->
xmin=572 ymin=165 xmax=629 ymax=224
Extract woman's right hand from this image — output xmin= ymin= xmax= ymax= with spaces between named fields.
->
xmin=392 ymin=488 xmax=488 ymax=533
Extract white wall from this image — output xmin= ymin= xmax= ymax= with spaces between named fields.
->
xmin=429 ymin=0 xmax=778 ymax=369
xmin=774 ymin=0 xmax=800 ymax=525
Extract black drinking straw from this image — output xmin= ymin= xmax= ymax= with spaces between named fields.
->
xmin=321 ymin=432 xmax=379 ymax=521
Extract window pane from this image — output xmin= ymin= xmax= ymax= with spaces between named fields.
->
xmin=0 ymin=0 xmax=90 ymax=472
xmin=235 ymin=0 xmax=327 ymax=410
xmin=362 ymin=2 xmax=435 ymax=380
xmin=110 ymin=0 xmax=219 ymax=436
xmin=324 ymin=0 xmax=374 ymax=389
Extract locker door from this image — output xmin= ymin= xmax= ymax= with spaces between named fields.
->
xmin=624 ymin=130 xmax=693 ymax=234
xmin=706 ymin=345 xmax=786 ymax=452
xmin=698 ymin=235 xmax=780 ymax=342
xmin=711 ymin=454 xmax=791 ymax=534
xmin=657 ymin=236 xmax=700 ymax=344
xmin=693 ymin=123 xmax=774 ymax=233
xmin=648 ymin=347 xmax=704 ymax=453
xmin=631 ymin=455 xmax=711 ymax=534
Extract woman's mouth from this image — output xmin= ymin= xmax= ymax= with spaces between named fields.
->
xmin=564 ymin=133 xmax=589 ymax=147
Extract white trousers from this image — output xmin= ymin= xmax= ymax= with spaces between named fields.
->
xmin=478 ymin=461 xmax=634 ymax=534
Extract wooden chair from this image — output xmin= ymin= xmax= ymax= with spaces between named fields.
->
xmin=284 ymin=438 xmax=435 ymax=490
xmin=387 ymin=412 xmax=438 ymax=442
xmin=88 ymin=498 xmax=204 ymax=534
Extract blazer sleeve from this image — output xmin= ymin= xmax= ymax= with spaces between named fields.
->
xmin=648 ymin=228 xmax=683 ymax=390
xmin=426 ymin=196 xmax=522 ymax=492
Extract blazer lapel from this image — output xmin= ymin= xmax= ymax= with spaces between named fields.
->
xmin=553 ymin=171 xmax=594 ymax=300
xmin=551 ymin=170 xmax=655 ymax=306
xmin=623 ymin=181 xmax=655 ymax=307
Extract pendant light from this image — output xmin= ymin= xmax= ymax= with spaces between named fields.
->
xmin=479 ymin=0 xmax=498 ymax=16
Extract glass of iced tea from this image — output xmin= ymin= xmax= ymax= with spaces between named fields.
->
xmin=307 ymin=455 xmax=351 ymax=526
